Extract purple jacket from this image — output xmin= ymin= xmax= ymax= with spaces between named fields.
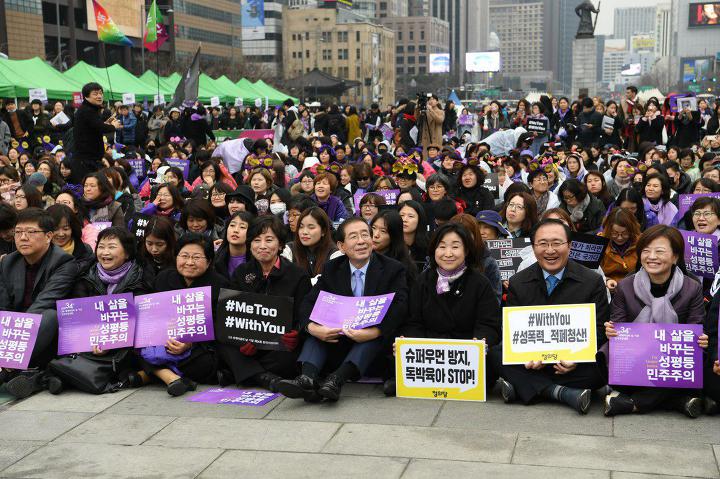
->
xmin=312 ymin=194 xmax=349 ymax=223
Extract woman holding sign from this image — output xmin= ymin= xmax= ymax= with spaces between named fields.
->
xmin=219 ymin=216 xmax=312 ymax=392
xmin=603 ymin=225 xmax=707 ymax=417
xmin=139 ymin=233 xmax=231 ymax=396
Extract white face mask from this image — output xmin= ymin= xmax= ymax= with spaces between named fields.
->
xmin=269 ymin=203 xmax=286 ymax=215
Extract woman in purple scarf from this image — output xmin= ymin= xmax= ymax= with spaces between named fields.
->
xmin=311 ymin=172 xmax=349 ymax=224
xmin=642 ymin=173 xmax=678 ymax=226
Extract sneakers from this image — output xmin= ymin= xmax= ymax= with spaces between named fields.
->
xmin=498 ymin=378 xmax=516 ymax=403
xmin=5 ymin=370 xmax=45 ymax=399
xmin=604 ymin=391 xmax=634 ymax=416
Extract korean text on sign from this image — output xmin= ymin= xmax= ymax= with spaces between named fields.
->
xmin=0 ymin=311 xmax=41 ymax=369
xmin=396 ymin=338 xmax=486 ymax=402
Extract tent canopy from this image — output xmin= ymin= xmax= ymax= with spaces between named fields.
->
xmin=65 ymin=62 xmax=157 ymax=101
xmin=252 ymin=79 xmax=298 ymax=105
xmin=236 ymin=78 xmax=266 ymax=100
xmin=139 ymin=70 xmax=175 ymax=96
xmin=0 ymin=57 xmax=83 ymax=100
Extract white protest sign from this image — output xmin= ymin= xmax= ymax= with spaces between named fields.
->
xmin=49 ymin=111 xmax=70 ymax=127
xmin=154 ymin=94 xmax=165 ymax=105
xmin=122 ymin=93 xmax=136 ymax=105
xmin=265 ymin=96 xmax=269 ymax=111
xmin=235 ymin=97 xmax=243 ymax=107
xmin=254 ymin=97 xmax=262 ymax=108
xmin=210 ymin=96 xmax=220 ymax=107
xmin=502 ymin=303 xmax=597 ymax=364
xmin=29 ymin=88 xmax=47 ymax=103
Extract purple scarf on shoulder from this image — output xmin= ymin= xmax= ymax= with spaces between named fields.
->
xmin=97 ymin=261 xmax=133 ymax=294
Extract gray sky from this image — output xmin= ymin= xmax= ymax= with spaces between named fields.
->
xmin=594 ymin=0 xmax=662 ymax=35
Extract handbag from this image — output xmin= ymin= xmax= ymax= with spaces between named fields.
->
xmin=48 ymin=349 xmax=129 ymax=395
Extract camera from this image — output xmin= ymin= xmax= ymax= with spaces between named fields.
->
xmin=416 ymin=92 xmax=432 ymax=111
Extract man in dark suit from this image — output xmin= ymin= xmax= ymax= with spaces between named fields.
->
xmin=489 ymin=218 xmax=609 ymax=414
xmin=278 ymin=217 xmax=408 ymax=402
xmin=0 ymin=208 xmax=78 ymax=399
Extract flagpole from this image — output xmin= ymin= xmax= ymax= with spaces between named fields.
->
xmin=100 ymin=44 xmax=115 ymax=103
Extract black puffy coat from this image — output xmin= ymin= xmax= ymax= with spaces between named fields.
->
xmin=73 ymin=261 xmax=154 ymax=297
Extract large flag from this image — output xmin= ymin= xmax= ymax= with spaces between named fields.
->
xmin=91 ymin=0 xmax=133 ymax=46
xmin=170 ymin=46 xmax=201 ymax=108
xmin=144 ymin=0 xmax=169 ymax=52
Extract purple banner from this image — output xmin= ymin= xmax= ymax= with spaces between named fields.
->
xmin=165 ymin=158 xmax=190 ymax=179
xmin=127 ymin=159 xmax=146 ymax=179
xmin=134 ymin=287 xmax=214 ymax=348
xmin=609 ymin=322 xmax=703 ymax=388
xmin=187 ymin=388 xmax=279 ymax=406
xmin=239 ymin=129 xmax=274 ymax=141
xmin=0 ymin=312 xmax=41 ymax=369
xmin=353 ymin=189 xmax=400 ymax=214
xmin=309 ymin=292 xmax=395 ymax=330
xmin=57 ymin=294 xmax=136 ymax=355
xmin=677 ymin=193 xmax=720 ymax=219
xmin=681 ymin=230 xmax=719 ymax=279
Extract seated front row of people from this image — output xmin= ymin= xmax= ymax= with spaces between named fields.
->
xmin=2 ymin=208 xmax=720 ymax=418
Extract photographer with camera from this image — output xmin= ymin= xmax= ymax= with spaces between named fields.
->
xmin=415 ymin=93 xmax=445 ymax=161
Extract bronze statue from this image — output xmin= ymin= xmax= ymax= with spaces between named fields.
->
xmin=575 ymin=0 xmax=600 ymax=39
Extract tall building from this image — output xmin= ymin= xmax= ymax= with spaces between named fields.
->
xmin=613 ymin=6 xmax=656 ymax=45
xmin=376 ymin=0 xmax=408 ymax=17
xmin=654 ymin=2 xmax=672 ymax=57
xmin=601 ymin=38 xmax=627 ymax=84
xmin=671 ymin=0 xmax=720 ymax=84
xmin=432 ymin=0 xmax=488 ymax=85
xmin=408 ymin=0 xmax=429 ymax=16
xmin=3 ymin=0 xmax=44 ymax=60
xmin=282 ymin=7 xmax=396 ymax=104
xmin=234 ymin=0 xmax=284 ymax=75
xmin=379 ymin=15 xmax=449 ymax=77
xmin=488 ymin=0 xmax=547 ymax=74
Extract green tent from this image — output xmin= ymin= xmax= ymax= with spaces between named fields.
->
xmin=65 ymin=62 xmax=157 ymax=101
xmin=138 ymin=70 xmax=175 ymax=97
xmin=199 ymin=73 xmax=233 ymax=103
xmin=213 ymin=75 xmax=249 ymax=105
xmin=253 ymin=79 xmax=297 ymax=105
xmin=0 ymin=57 xmax=83 ymax=100
xmin=236 ymin=78 xmax=266 ymax=102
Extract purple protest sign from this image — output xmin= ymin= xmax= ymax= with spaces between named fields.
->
xmin=353 ymin=189 xmax=401 ymax=214
xmin=380 ymin=124 xmax=393 ymax=141
xmin=187 ymin=388 xmax=279 ymax=406
xmin=0 ymin=311 xmax=42 ymax=369
xmin=127 ymin=159 xmax=146 ymax=179
xmin=680 ymin=230 xmax=719 ymax=279
xmin=134 ymin=286 xmax=214 ymax=348
xmin=309 ymin=292 xmax=395 ymax=330
xmin=677 ymin=193 xmax=720 ymax=219
xmin=165 ymin=158 xmax=190 ymax=179
xmin=57 ymin=293 xmax=136 ymax=355
xmin=609 ymin=322 xmax=703 ymax=389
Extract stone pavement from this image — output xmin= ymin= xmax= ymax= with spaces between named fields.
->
xmin=0 ymin=383 xmax=718 ymax=479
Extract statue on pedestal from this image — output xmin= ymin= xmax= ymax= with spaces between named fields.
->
xmin=575 ymin=0 xmax=600 ymax=39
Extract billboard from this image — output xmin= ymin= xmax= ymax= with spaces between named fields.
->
xmin=630 ymin=35 xmax=655 ymax=52
xmin=465 ymin=51 xmax=500 ymax=73
xmin=681 ymin=56 xmax=713 ymax=82
xmin=86 ymin=0 xmax=143 ymax=39
xmin=242 ymin=0 xmax=265 ymax=40
xmin=689 ymin=3 xmax=720 ymax=27
xmin=429 ymin=53 xmax=450 ymax=73
xmin=621 ymin=63 xmax=642 ymax=76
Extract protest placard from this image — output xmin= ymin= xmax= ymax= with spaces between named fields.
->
xmin=681 ymin=230 xmax=719 ymax=279
xmin=216 ymin=289 xmax=293 ymax=350
xmin=0 ymin=311 xmax=41 ymax=369
xmin=154 ymin=94 xmax=165 ymax=105
xmin=677 ymin=193 xmax=720 ymax=218
xmin=353 ymin=189 xmax=400 ymax=214
xmin=49 ymin=111 xmax=71 ymax=127
xmin=569 ymin=232 xmax=609 ymax=269
xmin=380 ymin=124 xmax=393 ymax=141
xmin=234 ymin=97 xmax=243 ymax=107
xmin=309 ymin=292 xmax=395 ymax=330
xmin=526 ymin=118 xmax=549 ymax=134
xmin=483 ymin=173 xmax=500 ymax=199
xmin=127 ymin=159 xmax=146 ymax=179
xmin=72 ymin=92 xmax=83 ymax=107
xmin=130 ymin=213 xmax=153 ymax=240
xmin=57 ymin=293 xmax=135 ymax=355
xmin=188 ymin=388 xmax=279 ymax=406
xmin=609 ymin=323 xmax=702 ymax=388
xmin=502 ymin=303 xmax=597 ymax=364
xmin=122 ymin=93 xmax=136 ymax=105
xmin=165 ymin=158 xmax=190 ymax=178
xmin=210 ymin=96 xmax=220 ymax=107
xmin=134 ymin=287 xmax=214 ymax=347
xmin=602 ymin=115 xmax=615 ymax=131
xmin=396 ymin=338 xmax=486 ymax=401
xmin=29 ymin=88 xmax=47 ymax=103
xmin=485 ymin=238 xmax=531 ymax=281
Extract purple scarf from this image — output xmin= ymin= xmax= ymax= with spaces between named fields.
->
xmin=97 ymin=261 xmax=133 ymax=294
xmin=436 ymin=262 xmax=467 ymax=294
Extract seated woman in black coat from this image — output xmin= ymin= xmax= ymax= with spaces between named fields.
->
xmin=214 ymin=211 xmax=254 ymax=281
xmin=138 ymin=233 xmax=231 ymax=396
xmin=217 ymin=216 xmax=312 ymax=392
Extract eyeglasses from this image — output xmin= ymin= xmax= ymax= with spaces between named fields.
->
xmin=428 ymin=184 xmax=445 ymax=191
xmin=178 ymin=254 xmax=206 ymax=263
xmin=533 ymin=177 xmax=548 ymax=183
xmin=211 ymin=192 xmax=226 ymax=198
xmin=692 ymin=211 xmax=718 ymax=219
xmin=562 ymin=194 xmax=576 ymax=201
xmin=361 ymin=204 xmax=378 ymax=209
xmin=507 ymin=203 xmax=525 ymax=211
xmin=610 ymin=230 xmax=629 ymax=238
xmin=14 ymin=229 xmax=45 ymax=237
xmin=155 ymin=193 xmax=172 ymax=199
xmin=534 ymin=241 xmax=568 ymax=250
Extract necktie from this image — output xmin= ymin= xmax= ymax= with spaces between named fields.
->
xmin=546 ymin=275 xmax=559 ymax=296
xmin=352 ymin=270 xmax=364 ymax=297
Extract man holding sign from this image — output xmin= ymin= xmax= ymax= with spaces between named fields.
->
xmin=489 ymin=218 xmax=608 ymax=413
xmin=278 ymin=217 xmax=408 ymax=402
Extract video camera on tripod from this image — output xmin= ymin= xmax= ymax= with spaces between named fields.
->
xmin=416 ymin=92 xmax=432 ymax=112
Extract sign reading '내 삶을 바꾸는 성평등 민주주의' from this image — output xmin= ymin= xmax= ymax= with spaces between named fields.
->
xmin=0 ymin=311 xmax=41 ymax=369
xmin=502 ymin=303 xmax=597 ymax=365
xmin=309 ymin=292 xmax=395 ymax=331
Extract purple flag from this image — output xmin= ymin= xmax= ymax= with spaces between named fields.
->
xmin=309 ymin=292 xmax=395 ymax=330
xmin=187 ymin=388 xmax=279 ymax=406
xmin=609 ymin=322 xmax=703 ymax=389
xmin=165 ymin=158 xmax=190 ymax=179
xmin=134 ymin=287 xmax=214 ymax=347
xmin=680 ymin=230 xmax=719 ymax=279
xmin=0 ymin=311 xmax=42 ymax=369
xmin=57 ymin=294 xmax=136 ymax=355
xmin=677 ymin=193 xmax=720 ymax=219
xmin=353 ymin=189 xmax=400 ymax=214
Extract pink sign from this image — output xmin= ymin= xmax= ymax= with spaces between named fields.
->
xmin=239 ymin=129 xmax=274 ymax=141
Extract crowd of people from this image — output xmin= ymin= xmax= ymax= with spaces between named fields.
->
xmin=0 ymin=81 xmax=720 ymax=419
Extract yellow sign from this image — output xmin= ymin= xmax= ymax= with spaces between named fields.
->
xmin=396 ymin=338 xmax=486 ymax=402
xmin=502 ymin=303 xmax=597 ymax=365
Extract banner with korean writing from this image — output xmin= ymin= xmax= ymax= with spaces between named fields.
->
xmin=188 ymin=388 xmax=279 ymax=406
xmin=127 ymin=159 xmax=146 ymax=179
xmin=569 ymin=232 xmax=609 ymax=270
xmin=216 ymin=289 xmax=293 ymax=350
xmin=502 ymin=303 xmax=597 ymax=364
xmin=396 ymin=338 xmax=486 ymax=402
xmin=677 ymin=193 xmax=720 ymax=218
xmin=681 ymin=230 xmax=719 ymax=279
xmin=486 ymin=238 xmax=531 ymax=281
xmin=0 ymin=311 xmax=41 ymax=369
xmin=134 ymin=287 xmax=214 ymax=347
xmin=609 ymin=323 xmax=702 ymax=388
xmin=165 ymin=158 xmax=190 ymax=179
xmin=309 ymin=292 xmax=395 ymax=330
xmin=57 ymin=293 xmax=135 ymax=355
xmin=353 ymin=189 xmax=400 ymax=214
